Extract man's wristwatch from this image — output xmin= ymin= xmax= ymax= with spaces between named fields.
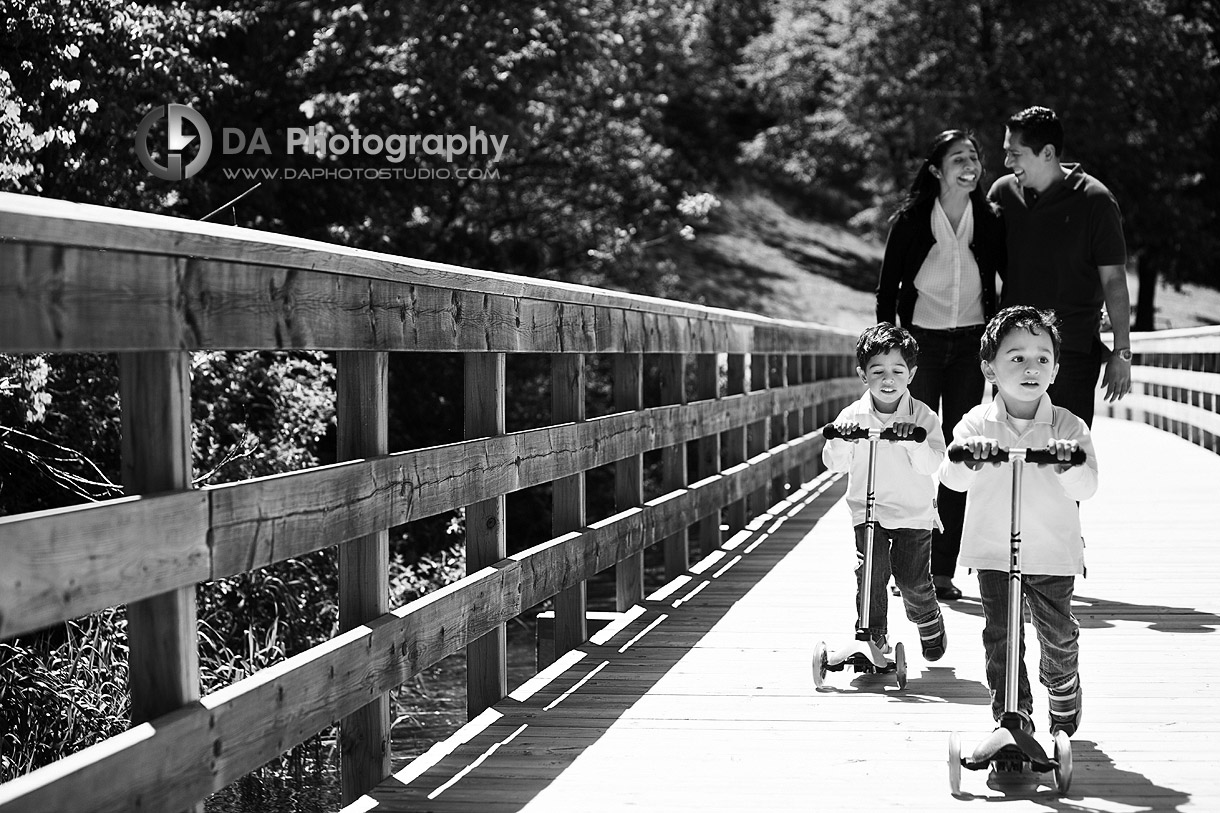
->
xmin=1115 ymin=347 xmax=1133 ymax=362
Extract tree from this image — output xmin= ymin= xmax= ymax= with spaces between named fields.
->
xmin=814 ymin=0 xmax=1220 ymax=320
xmin=0 ymin=0 xmax=243 ymax=209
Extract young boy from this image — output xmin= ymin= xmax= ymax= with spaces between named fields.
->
xmin=939 ymin=306 xmax=1098 ymax=735
xmin=823 ymin=323 xmax=948 ymax=661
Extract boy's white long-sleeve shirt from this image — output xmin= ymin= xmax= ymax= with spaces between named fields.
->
xmin=821 ymin=391 xmax=945 ymax=530
xmin=938 ymin=394 xmax=1099 ymax=576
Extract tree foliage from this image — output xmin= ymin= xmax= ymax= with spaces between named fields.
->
xmin=742 ymin=0 xmax=1220 ymax=306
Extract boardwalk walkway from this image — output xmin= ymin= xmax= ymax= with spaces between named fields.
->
xmin=347 ymin=417 xmax=1220 ymax=812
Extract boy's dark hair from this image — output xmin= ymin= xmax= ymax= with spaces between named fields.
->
xmin=1007 ymin=106 xmax=1064 ymax=158
xmin=980 ymin=306 xmax=1062 ymax=363
xmin=856 ymin=322 xmax=919 ymax=370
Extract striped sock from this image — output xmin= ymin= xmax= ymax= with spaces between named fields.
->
xmin=918 ymin=614 xmax=946 ymax=661
xmin=1049 ymin=675 xmax=1081 ymax=734
xmin=918 ymin=615 xmax=944 ymax=643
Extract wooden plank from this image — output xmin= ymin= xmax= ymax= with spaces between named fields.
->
xmin=613 ymin=354 xmax=645 ymax=611
xmin=464 ymin=353 xmax=507 ymax=718
xmin=695 ymin=354 xmax=722 ymax=558
xmin=336 ymin=350 xmax=390 ymax=801
xmin=118 ymin=352 xmax=200 ymax=747
xmin=0 ymin=492 xmax=208 ymax=640
xmin=551 ymin=354 xmax=587 ymax=655
xmin=0 ymin=193 xmax=858 ymax=349
xmin=1116 ymin=325 xmax=1220 ymax=354
xmin=748 ymin=353 xmax=770 ymax=518
xmin=724 ymin=354 xmax=748 ymax=533
xmin=1130 ymin=365 xmax=1220 ymax=397
xmin=0 ymin=240 xmax=850 ymax=355
xmin=1100 ymin=392 xmax=1220 ymax=436
xmin=769 ymin=354 xmax=788 ymax=499
xmin=658 ymin=353 xmax=689 ymax=579
xmin=207 ymin=378 xmax=859 ymax=576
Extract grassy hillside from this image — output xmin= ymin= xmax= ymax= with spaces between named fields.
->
xmin=669 ymin=187 xmax=1220 ymax=334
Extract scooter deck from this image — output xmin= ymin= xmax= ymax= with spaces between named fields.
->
xmin=963 ymin=729 xmax=1058 ymax=774
xmin=825 ymin=642 xmax=895 ymax=673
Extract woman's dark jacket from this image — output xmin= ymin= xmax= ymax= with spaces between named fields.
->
xmin=875 ymin=195 xmax=1005 ymax=327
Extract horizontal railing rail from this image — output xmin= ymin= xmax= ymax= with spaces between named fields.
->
xmin=1098 ymin=326 xmax=1220 ymax=451
xmin=0 ymin=193 xmax=860 ymax=812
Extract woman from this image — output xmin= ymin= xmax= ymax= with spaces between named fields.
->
xmin=875 ymin=129 xmax=1005 ymax=601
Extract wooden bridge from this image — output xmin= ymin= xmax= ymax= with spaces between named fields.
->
xmin=1 ymin=193 xmax=1218 ymax=812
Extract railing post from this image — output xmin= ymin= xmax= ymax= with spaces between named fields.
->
xmin=465 ymin=353 xmax=507 ymax=717
xmin=614 ymin=354 xmax=645 ymax=610
xmin=786 ymin=354 xmax=803 ymax=488
xmin=336 ymin=351 xmax=390 ymax=802
xmin=119 ymin=351 xmax=202 ymax=813
xmin=749 ymin=353 xmax=770 ymax=517
xmin=658 ymin=353 xmax=689 ymax=579
xmin=801 ymin=354 xmax=818 ymax=481
xmin=725 ymin=353 xmax=748 ymax=533
xmin=696 ymin=353 xmax=722 ymax=557
xmin=770 ymin=354 xmax=788 ymax=499
xmin=552 ymin=354 xmax=587 ymax=655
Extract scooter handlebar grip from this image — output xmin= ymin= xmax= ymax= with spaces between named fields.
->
xmin=947 ymin=445 xmax=1003 ymax=463
xmin=878 ymin=424 xmax=922 ymax=444
xmin=822 ymin=424 xmax=866 ymax=441
xmin=1022 ymin=448 xmax=1088 ymax=467
xmin=946 ymin=445 xmax=1087 ymax=466
xmin=822 ymin=425 xmax=927 ymax=442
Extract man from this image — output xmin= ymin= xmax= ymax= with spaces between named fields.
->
xmin=988 ymin=106 xmax=1131 ymax=426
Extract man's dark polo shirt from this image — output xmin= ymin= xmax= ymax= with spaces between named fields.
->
xmin=988 ymin=164 xmax=1127 ymax=354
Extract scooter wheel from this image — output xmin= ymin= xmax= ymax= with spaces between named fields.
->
xmin=894 ymin=641 xmax=907 ymax=689
xmin=948 ymin=732 xmax=962 ymax=795
xmin=1053 ymin=729 xmax=1073 ymax=793
xmin=812 ymin=640 xmax=828 ymax=688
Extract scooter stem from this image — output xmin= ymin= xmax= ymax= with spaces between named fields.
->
xmin=859 ymin=433 xmax=880 ymax=631
xmin=1005 ymin=451 xmax=1026 ymax=713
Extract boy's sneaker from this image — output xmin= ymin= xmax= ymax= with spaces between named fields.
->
xmin=1049 ymin=676 xmax=1083 ymax=736
xmin=871 ymin=633 xmax=892 ymax=655
xmin=919 ymin=615 xmax=948 ymax=662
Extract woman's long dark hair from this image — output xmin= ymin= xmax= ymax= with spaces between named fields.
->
xmin=892 ymin=129 xmax=987 ymax=221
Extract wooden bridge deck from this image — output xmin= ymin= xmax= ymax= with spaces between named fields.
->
xmin=346 ymin=417 xmax=1220 ymax=813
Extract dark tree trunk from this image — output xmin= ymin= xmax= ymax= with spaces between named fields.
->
xmin=1134 ymin=252 xmax=1159 ymax=332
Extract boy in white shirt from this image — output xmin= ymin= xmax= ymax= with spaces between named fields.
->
xmin=939 ymin=306 xmax=1098 ymax=735
xmin=823 ymin=323 xmax=948 ymax=661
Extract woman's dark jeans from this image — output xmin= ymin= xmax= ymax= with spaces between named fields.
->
xmin=906 ymin=324 xmax=986 ymax=578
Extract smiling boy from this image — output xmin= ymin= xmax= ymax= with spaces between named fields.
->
xmin=822 ymin=323 xmax=947 ymax=661
xmin=939 ymin=306 xmax=1099 ymax=736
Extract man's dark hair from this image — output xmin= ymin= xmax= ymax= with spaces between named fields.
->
xmin=1007 ymin=106 xmax=1064 ymax=158
xmin=980 ymin=306 xmax=1062 ymax=363
xmin=856 ymin=322 xmax=919 ymax=370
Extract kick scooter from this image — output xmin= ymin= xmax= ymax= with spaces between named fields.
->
xmin=946 ymin=444 xmax=1086 ymax=795
xmin=812 ymin=424 xmax=926 ymax=691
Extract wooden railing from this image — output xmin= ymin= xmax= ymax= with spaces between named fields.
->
xmin=1098 ymin=326 xmax=1220 ymax=452
xmin=0 ymin=193 xmax=860 ymax=812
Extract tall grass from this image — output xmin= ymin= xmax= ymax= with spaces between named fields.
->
xmin=0 ymin=538 xmax=468 ymax=813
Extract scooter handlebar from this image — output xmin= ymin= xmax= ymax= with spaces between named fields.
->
xmin=946 ymin=444 xmax=1087 ymax=467
xmin=822 ymin=425 xmax=927 ymax=443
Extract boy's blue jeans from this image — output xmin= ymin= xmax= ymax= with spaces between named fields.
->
xmin=977 ymin=570 xmax=1079 ymax=721
xmin=853 ymin=524 xmax=940 ymax=636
